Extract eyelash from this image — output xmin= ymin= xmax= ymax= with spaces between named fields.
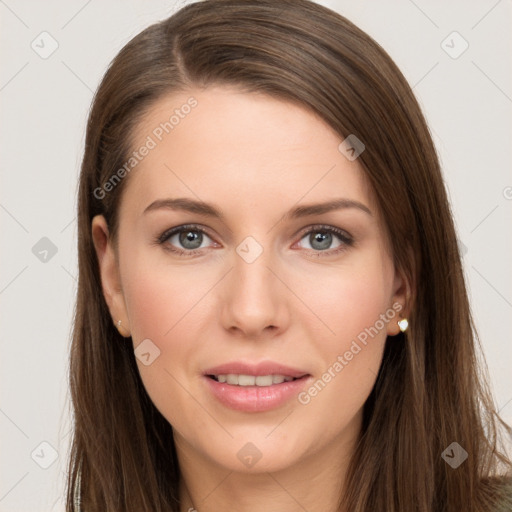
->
xmin=155 ymin=224 xmax=354 ymax=258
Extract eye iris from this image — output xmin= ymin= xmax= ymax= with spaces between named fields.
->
xmin=310 ymin=231 xmax=332 ymax=250
xmin=171 ymin=229 xmax=340 ymax=252
xmin=179 ymin=230 xmax=202 ymax=250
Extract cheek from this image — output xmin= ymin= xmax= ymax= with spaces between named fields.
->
xmin=119 ymin=246 xmax=219 ymax=366
xmin=120 ymin=257 xmax=213 ymax=429
xmin=292 ymin=252 xmax=393 ymax=415
xmin=293 ymin=250 xmax=393 ymax=356
xmin=121 ymin=248 xmax=212 ymax=344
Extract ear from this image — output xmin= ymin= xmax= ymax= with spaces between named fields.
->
xmin=386 ymin=264 xmax=412 ymax=337
xmin=91 ymin=215 xmax=131 ymax=337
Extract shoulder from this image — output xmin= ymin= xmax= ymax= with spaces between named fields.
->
xmin=480 ymin=475 xmax=512 ymax=511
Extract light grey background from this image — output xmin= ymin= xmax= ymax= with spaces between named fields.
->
xmin=1 ymin=1 xmax=511 ymax=510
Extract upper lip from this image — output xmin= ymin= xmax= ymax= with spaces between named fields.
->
xmin=204 ymin=360 xmax=310 ymax=378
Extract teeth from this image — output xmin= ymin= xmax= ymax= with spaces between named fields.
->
xmin=226 ymin=374 xmax=238 ymax=385
xmin=238 ymin=374 xmax=256 ymax=386
xmin=255 ymin=375 xmax=273 ymax=386
xmin=213 ymin=374 xmax=298 ymax=386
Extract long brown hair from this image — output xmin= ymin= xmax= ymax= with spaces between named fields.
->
xmin=67 ymin=1 xmax=512 ymax=510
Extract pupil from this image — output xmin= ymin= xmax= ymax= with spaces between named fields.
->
xmin=311 ymin=232 xmax=331 ymax=250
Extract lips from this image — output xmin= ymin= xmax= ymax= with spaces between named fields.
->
xmin=203 ymin=360 xmax=312 ymax=412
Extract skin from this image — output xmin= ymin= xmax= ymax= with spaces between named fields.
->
xmin=92 ymin=86 xmax=408 ymax=512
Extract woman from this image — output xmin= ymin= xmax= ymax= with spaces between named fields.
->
xmin=67 ymin=0 xmax=512 ymax=510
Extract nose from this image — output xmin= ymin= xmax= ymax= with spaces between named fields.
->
xmin=219 ymin=246 xmax=290 ymax=340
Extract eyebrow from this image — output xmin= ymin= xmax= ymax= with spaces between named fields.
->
xmin=143 ymin=197 xmax=372 ymax=220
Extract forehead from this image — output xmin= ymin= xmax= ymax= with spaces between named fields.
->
xmin=122 ymin=86 xmax=377 ymax=220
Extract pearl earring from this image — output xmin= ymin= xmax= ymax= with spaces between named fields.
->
xmin=398 ymin=318 xmax=409 ymax=332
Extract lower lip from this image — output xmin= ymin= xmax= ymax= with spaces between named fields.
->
xmin=204 ymin=375 xmax=311 ymax=412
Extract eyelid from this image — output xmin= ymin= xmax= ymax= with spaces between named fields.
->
xmin=155 ymin=224 xmax=219 ymax=258
xmin=157 ymin=223 xmax=216 ymax=245
xmin=294 ymin=223 xmax=353 ymax=241
xmin=156 ymin=223 xmax=354 ymax=257
xmin=292 ymin=224 xmax=354 ymax=255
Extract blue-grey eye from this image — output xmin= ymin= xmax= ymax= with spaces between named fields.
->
xmin=162 ymin=228 xmax=213 ymax=251
xmin=312 ymin=232 xmax=333 ymax=250
xmin=177 ymin=229 xmax=204 ymax=250
xmin=299 ymin=230 xmax=343 ymax=251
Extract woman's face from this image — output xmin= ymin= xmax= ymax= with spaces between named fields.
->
xmin=93 ymin=86 xmax=406 ymax=474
